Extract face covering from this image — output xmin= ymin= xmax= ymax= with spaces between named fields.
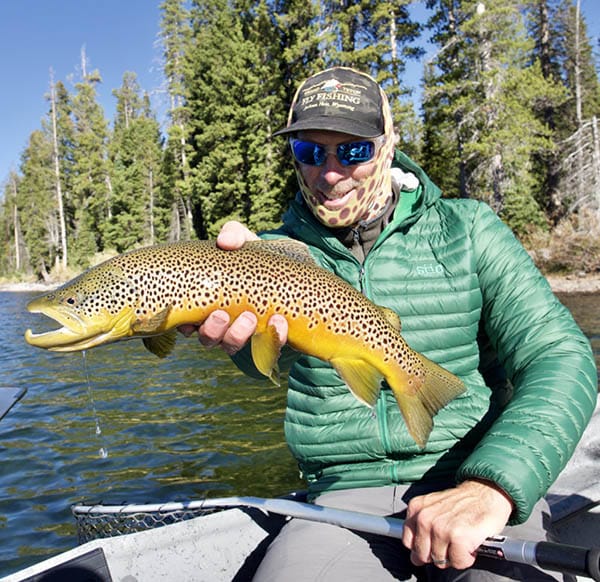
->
xmin=293 ymin=89 xmax=396 ymax=229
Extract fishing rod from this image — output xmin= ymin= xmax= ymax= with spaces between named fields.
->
xmin=74 ymin=495 xmax=600 ymax=580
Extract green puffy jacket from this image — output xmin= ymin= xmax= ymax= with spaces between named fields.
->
xmin=234 ymin=150 xmax=598 ymax=524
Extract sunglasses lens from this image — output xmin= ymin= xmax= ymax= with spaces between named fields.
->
xmin=290 ymin=140 xmax=377 ymax=166
xmin=291 ymin=141 xmax=326 ymax=166
xmin=338 ymin=142 xmax=375 ymax=166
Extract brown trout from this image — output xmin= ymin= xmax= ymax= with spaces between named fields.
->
xmin=24 ymin=240 xmax=464 ymax=446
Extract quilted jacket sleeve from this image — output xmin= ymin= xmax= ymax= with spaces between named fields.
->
xmin=455 ymin=202 xmax=598 ymax=524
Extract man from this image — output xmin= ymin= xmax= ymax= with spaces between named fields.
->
xmin=180 ymin=67 xmax=597 ymax=580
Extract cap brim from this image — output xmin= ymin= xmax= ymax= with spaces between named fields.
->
xmin=273 ymin=117 xmax=382 ymax=138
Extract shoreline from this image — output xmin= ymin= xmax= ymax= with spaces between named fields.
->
xmin=544 ymin=274 xmax=600 ymax=294
xmin=2 ymin=274 xmax=600 ymax=295
xmin=0 ymin=282 xmax=60 ymax=293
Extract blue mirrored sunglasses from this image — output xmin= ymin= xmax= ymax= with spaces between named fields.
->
xmin=290 ymin=138 xmax=380 ymax=167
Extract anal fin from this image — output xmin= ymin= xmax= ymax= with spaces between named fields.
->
xmin=331 ymin=358 xmax=383 ymax=407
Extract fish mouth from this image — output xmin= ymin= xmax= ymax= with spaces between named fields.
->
xmin=24 ymin=302 xmax=113 ymax=352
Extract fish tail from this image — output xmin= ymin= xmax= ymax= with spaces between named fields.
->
xmin=388 ymin=355 xmax=465 ymax=448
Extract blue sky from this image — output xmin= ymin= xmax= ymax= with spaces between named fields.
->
xmin=0 ymin=0 xmax=598 ymax=187
xmin=0 ymin=0 xmax=164 ymax=185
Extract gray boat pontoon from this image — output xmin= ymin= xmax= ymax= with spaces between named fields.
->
xmin=2 ymin=402 xmax=600 ymax=582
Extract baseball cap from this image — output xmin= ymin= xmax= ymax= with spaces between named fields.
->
xmin=274 ymin=67 xmax=385 ymax=138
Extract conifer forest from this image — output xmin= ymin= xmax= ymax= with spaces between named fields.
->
xmin=1 ymin=0 xmax=599 ymax=282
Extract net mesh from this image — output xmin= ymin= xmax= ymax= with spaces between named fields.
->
xmin=73 ymin=503 xmax=226 ymax=544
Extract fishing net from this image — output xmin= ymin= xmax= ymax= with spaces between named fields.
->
xmin=72 ymin=500 xmax=228 ymax=544
xmin=73 ymin=493 xmax=306 ymax=544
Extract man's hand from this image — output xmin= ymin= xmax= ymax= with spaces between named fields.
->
xmin=402 ymin=479 xmax=513 ymax=570
xmin=215 ymin=220 xmax=259 ymax=250
xmin=177 ymin=221 xmax=288 ymax=352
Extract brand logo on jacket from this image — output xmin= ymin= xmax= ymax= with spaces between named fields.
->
xmin=415 ymin=263 xmax=444 ymax=277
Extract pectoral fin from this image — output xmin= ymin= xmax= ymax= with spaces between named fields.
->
xmin=142 ymin=329 xmax=177 ymax=358
xmin=251 ymin=324 xmax=282 ymax=385
xmin=331 ymin=358 xmax=383 ymax=407
xmin=132 ymin=305 xmax=172 ymax=334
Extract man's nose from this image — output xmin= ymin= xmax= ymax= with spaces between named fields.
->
xmin=319 ymin=153 xmax=347 ymax=184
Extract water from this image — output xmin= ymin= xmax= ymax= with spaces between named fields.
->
xmin=0 ymin=291 xmax=303 ymax=577
xmin=0 ymin=291 xmax=598 ymax=578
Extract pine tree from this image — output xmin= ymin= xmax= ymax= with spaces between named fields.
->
xmin=423 ymin=0 xmax=565 ymax=236
xmin=48 ymin=69 xmax=69 ymax=270
xmin=524 ymin=0 xmax=565 ymax=220
xmin=556 ymin=0 xmax=600 ymax=130
xmin=69 ymin=53 xmax=110 ymax=265
xmin=107 ymin=73 xmax=165 ymax=251
xmin=274 ymin=0 xmax=324 ymax=93
xmin=553 ymin=0 xmax=600 ymax=220
xmin=0 ymin=172 xmax=30 ymax=275
xmin=17 ymin=130 xmax=57 ymax=279
xmin=239 ymin=0 xmax=296 ymax=231
xmin=185 ymin=0 xmax=293 ymax=237
xmin=160 ymin=0 xmax=196 ymax=241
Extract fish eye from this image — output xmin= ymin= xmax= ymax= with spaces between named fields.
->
xmin=62 ymin=295 xmax=78 ymax=306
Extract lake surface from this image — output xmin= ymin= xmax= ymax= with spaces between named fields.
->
xmin=0 ymin=290 xmax=598 ymax=577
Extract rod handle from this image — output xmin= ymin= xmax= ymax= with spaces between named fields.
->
xmin=481 ymin=536 xmax=600 ymax=581
xmin=536 ymin=542 xmax=600 ymax=581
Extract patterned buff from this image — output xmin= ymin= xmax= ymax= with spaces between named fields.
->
xmin=292 ymin=84 xmax=395 ymax=228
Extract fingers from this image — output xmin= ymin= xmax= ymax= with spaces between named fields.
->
xmin=403 ymin=502 xmax=464 ymax=570
xmin=403 ymin=496 xmax=435 ymax=568
xmin=402 ymin=481 xmax=512 ymax=570
xmin=195 ymin=310 xmax=288 ymax=355
xmin=216 ymin=220 xmax=259 ymax=250
xmin=268 ymin=314 xmax=288 ymax=345
xmin=198 ymin=310 xmax=256 ymax=354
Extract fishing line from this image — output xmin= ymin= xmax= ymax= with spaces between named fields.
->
xmin=82 ymin=350 xmax=108 ymax=459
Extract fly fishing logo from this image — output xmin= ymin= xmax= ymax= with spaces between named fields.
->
xmin=298 ymin=78 xmax=366 ymax=113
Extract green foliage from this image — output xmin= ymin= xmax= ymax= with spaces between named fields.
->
xmin=107 ymin=73 xmax=165 ymax=251
xmin=68 ymin=73 xmax=111 ymax=264
xmin=423 ymin=0 xmax=570 ymax=236
xmin=186 ymin=0 xmax=294 ymax=237
xmin=160 ymin=0 xmax=196 ymax=241
xmin=17 ymin=130 xmax=57 ymax=276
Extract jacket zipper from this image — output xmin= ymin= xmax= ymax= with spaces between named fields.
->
xmin=360 ymin=255 xmax=394 ymax=461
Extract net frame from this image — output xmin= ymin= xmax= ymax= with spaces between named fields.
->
xmin=72 ymin=500 xmax=230 ymax=544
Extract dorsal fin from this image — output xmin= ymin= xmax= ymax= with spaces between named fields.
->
xmin=246 ymin=239 xmax=315 ymax=265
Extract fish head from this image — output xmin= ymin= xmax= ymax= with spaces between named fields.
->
xmin=24 ymin=262 xmax=139 ymax=352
